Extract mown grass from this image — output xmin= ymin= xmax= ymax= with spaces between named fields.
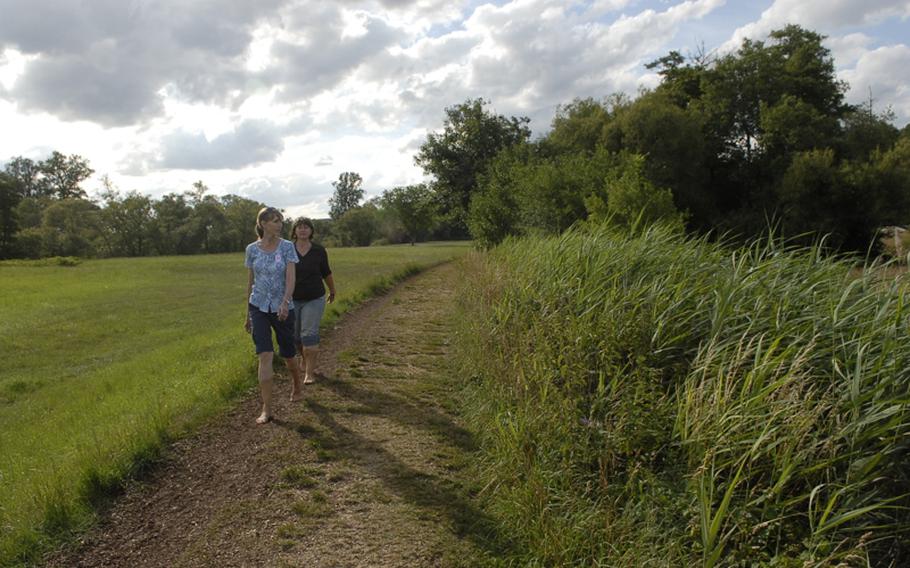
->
xmin=454 ymin=223 xmax=910 ymax=567
xmin=0 ymin=241 xmax=468 ymax=567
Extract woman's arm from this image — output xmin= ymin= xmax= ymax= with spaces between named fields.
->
xmin=279 ymin=261 xmax=295 ymax=320
xmin=244 ymin=268 xmax=254 ymax=332
xmin=322 ymin=248 xmax=335 ymax=304
xmin=325 ymin=273 xmax=336 ymax=304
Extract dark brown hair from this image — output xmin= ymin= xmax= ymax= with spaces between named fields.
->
xmin=291 ymin=217 xmax=316 ymax=242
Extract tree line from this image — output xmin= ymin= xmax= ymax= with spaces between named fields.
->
xmin=4 ymin=24 xmax=908 ymax=259
xmin=414 ymin=25 xmax=910 ymax=252
xmin=0 ymin=157 xmax=441 ymax=259
xmin=0 ymin=154 xmax=270 ymax=259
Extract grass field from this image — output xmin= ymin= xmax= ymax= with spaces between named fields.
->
xmin=0 ymin=242 xmax=469 ymax=566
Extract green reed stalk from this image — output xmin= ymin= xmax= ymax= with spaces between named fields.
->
xmin=455 ymin=222 xmax=910 ymax=566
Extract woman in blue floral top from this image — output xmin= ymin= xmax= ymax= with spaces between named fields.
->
xmin=244 ymin=206 xmax=304 ymax=424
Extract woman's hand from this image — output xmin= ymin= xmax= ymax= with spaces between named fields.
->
xmin=278 ymin=300 xmax=290 ymax=321
xmin=244 ymin=316 xmax=251 ymax=333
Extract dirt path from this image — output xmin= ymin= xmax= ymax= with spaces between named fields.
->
xmin=44 ymin=263 xmax=499 ymax=568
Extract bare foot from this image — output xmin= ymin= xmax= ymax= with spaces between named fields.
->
xmin=256 ymin=412 xmax=272 ymax=424
xmin=290 ymin=390 xmax=302 ymax=402
xmin=303 ymin=375 xmax=315 ymax=385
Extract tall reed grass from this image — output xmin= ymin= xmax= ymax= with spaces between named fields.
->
xmin=454 ymin=223 xmax=909 ymax=566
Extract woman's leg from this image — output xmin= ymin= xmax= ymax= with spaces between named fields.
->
xmin=257 ymin=351 xmax=274 ymax=424
xmin=249 ymin=307 xmax=276 ymax=423
xmin=302 ymin=345 xmax=318 ymax=383
xmin=297 ymin=296 xmax=326 ymax=384
xmin=277 ymin=307 xmax=302 ymax=402
xmin=291 ymin=306 xmax=305 ymax=400
xmin=287 ymin=353 xmax=303 ymax=401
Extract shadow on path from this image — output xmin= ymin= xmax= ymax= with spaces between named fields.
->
xmin=275 ymin=385 xmax=512 ymax=559
xmin=318 ymin=374 xmax=477 ymax=453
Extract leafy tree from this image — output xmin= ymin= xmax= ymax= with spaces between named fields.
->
xmin=363 ymin=196 xmax=406 ymax=244
xmin=692 ymin=23 xmax=848 ymax=219
xmin=40 ymin=198 xmax=102 ymax=257
xmin=602 ymin=92 xmax=710 ymax=228
xmin=774 ymin=147 xmax=910 ymax=251
xmin=415 ymin=98 xmax=531 ymax=235
xmin=642 ymin=24 xmax=861 ymax=243
xmin=759 ymin=94 xmax=837 ymax=156
xmin=150 ymin=193 xmax=195 ymax=255
xmin=336 ymin=204 xmax=379 ymax=246
xmin=647 ymin=48 xmax=711 ymax=108
xmin=3 ymin=157 xmax=42 ymax=198
xmin=99 ymin=189 xmax=154 ymax=257
xmin=312 ymin=218 xmax=334 ymax=245
xmin=380 ymin=184 xmax=437 ymax=245
xmin=468 ymin=182 xmax=519 ymax=248
xmin=221 ymin=194 xmax=265 ymax=251
xmin=586 ymin=154 xmax=684 ymax=231
xmin=700 ymin=25 xmax=847 ymax=167
xmin=516 ymin=149 xmax=616 ymax=234
xmin=3 ymin=152 xmax=94 ymax=200
xmin=839 ymin=103 xmax=900 ymax=161
xmin=756 ymin=94 xmax=842 ymax=198
xmin=189 ymin=187 xmax=227 ymax=253
xmin=545 ymin=97 xmax=616 ymax=156
xmin=777 ymin=149 xmax=841 ymax=240
xmin=468 ymin=147 xmax=527 ymax=248
xmin=0 ymin=173 xmax=21 ymax=258
xmin=14 ymin=227 xmax=44 ymax=259
xmin=866 ymin=136 xmax=910 ymax=232
xmin=13 ymin=197 xmax=44 ymax=233
xmin=879 ymin=133 xmax=910 ymax=177
xmin=470 ymin=144 xmax=618 ymax=245
xmin=39 ymin=151 xmax=94 ymax=199
xmin=328 ymin=172 xmax=364 ymax=220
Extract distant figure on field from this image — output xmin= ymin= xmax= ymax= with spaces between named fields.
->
xmin=290 ymin=218 xmax=336 ymax=384
xmin=244 ymin=206 xmax=304 ymax=424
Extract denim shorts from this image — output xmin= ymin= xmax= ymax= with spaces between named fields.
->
xmin=293 ymin=295 xmax=326 ymax=347
xmin=248 ymin=304 xmax=296 ymax=358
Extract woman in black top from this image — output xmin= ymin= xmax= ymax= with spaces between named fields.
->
xmin=290 ymin=218 xmax=336 ymax=392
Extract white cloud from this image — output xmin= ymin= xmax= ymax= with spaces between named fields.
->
xmin=2 ymin=0 xmax=908 ymax=217
xmin=226 ymin=173 xmax=327 ymax=212
xmin=0 ymin=0 xmax=290 ymax=125
xmin=0 ymin=48 xmax=31 ymax=91
xmin=723 ymin=0 xmax=910 ymax=125
xmin=157 ymin=119 xmax=286 ymax=170
xmin=725 ymin=0 xmax=910 ymax=51
xmin=841 ymin=44 xmax=910 ymax=122
xmin=456 ymin=0 xmax=724 ymax=115
xmin=826 ymin=33 xmax=875 ymax=67
xmin=589 ymin=0 xmax=634 ymax=14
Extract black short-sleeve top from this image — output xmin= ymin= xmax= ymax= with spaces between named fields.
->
xmin=292 ymin=242 xmax=332 ymax=302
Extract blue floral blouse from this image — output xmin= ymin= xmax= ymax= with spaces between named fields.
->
xmin=245 ymin=239 xmax=299 ymax=313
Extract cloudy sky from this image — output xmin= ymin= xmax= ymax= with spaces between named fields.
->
xmin=1 ymin=0 xmax=908 ymax=218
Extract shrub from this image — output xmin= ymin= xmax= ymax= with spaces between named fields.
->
xmin=585 ymin=153 xmax=686 ymax=232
